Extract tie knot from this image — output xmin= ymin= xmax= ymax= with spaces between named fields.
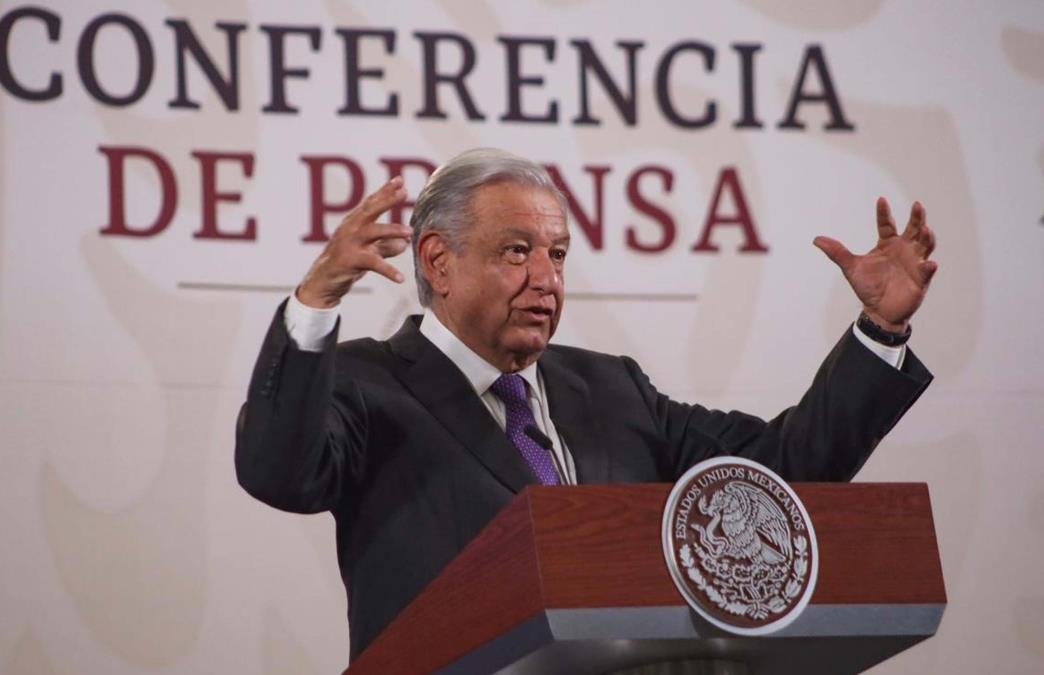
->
xmin=490 ymin=373 xmax=528 ymax=406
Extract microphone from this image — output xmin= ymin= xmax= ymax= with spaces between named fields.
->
xmin=524 ymin=425 xmax=554 ymax=450
xmin=524 ymin=425 xmax=568 ymax=484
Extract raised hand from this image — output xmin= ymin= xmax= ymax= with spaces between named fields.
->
xmin=297 ymin=177 xmax=413 ymax=309
xmin=813 ymin=198 xmax=938 ymax=332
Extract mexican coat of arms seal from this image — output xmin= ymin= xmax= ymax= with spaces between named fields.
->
xmin=661 ymin=456 xmax=819 ymax=635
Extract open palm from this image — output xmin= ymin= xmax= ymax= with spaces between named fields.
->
xmin=814 ymin=198 xmax=938 ymax=332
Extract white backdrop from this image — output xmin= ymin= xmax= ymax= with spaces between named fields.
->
xmin=2 ymin=1 xmax=1043 ymax=673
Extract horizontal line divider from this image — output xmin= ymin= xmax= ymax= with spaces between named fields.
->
xmin=178 ymin=282 xmax=698 ymax=302
xmin=568 ymin=292 xmax=699 ymax=302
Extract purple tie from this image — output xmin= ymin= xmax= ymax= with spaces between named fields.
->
xmin=489 ymin=374 xmax=561 ymax=485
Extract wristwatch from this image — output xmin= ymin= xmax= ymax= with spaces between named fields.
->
xmin=856 ymin=312 xmax=911 ymax=347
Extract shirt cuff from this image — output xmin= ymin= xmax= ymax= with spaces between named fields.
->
xmin=852 ymin=322 xmax=906 ymax=370
xmin=284 ymin=293 xmax=340 ymax=352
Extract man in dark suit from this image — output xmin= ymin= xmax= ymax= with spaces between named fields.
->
xmin=236 ymin=149 xmax=937 ymax=660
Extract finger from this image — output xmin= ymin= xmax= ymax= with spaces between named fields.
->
xmin=357 ymin=221 xmax=413 ymax=245
xmin=918 ymin=223 xmax=936 ymax=257
xmin=360 ymin=251 xmax=406 ymax=283
xmin=373 ymin=235 xmax=411 ymax=258
xmin=813 ymin=236 xmax=856 ymax=271
xmin=918 ymin=259 xmax=939 ymax=284
xmin=902 ymin=201 xmax=926 ymax=240
xmin=358 ymin=176 xmax=408 ymax=221
xmin=876 ymin=197 xmax=898 ymax=239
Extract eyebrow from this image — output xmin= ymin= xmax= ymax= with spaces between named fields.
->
xmin=500 ymin=228 xmax=571 ymax=245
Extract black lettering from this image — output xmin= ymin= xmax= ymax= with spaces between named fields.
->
xmin=732 ymin=43 xmax=763 ymax=129
xmin=337 ymin=28 xmax=398 ymax=117
xmin=77 ymin=13 xmax=154 ymax=106
xmin=778 ymin=44 xmax=854 ymax=131
xmin=166 ymin=19 xmax=245 ymax=111
xmin=498 ymin=35 xmax=558 ymax=123
xmin=260 ymin=24 xmax=321 ymax=114
xmin=655 ymin=40 xmax=716 ymax=129
xmin=414 ymin=31 xmax=485 ymax=120
xmin=0 ymin=6 xmax=62 ymax=101
xmin=571 ymin=39 xmax=642 ymax=126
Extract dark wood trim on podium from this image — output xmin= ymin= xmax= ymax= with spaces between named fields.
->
xmin=345 ymin=483 xmax=945 ymax=675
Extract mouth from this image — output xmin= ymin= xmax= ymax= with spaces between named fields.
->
xmin=516 ymin=306 xmax=554 ymax=323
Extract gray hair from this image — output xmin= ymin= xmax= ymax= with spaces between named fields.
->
xmin=410 ymin=148 xmax=566 ymax=307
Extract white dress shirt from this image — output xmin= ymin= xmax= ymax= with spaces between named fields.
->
xmin=282 ymin=293 xmax=906 ymax=485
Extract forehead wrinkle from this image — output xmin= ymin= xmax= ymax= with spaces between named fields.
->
xmin=468 ymin=184 xmax=568 ymax=245
xmin=495 ymin=226 xmax=569 ymax=242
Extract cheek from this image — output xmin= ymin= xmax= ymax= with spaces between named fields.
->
xmin=461 ymin=277 xmax=513 ymax=322
xmin=497 ymin=272 xmax=528 ymax=302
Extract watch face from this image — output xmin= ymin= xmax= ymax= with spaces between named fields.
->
xmin=662 ymin=456 xmax=819 ymax=635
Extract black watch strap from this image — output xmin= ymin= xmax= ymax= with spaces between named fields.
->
xmin=856 ymin=312 xmax=911 ymax=347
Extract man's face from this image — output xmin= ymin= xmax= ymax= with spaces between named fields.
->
xmin=435 ymin=182 xmax=569 ymax=372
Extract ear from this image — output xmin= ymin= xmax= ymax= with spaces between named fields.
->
xmin=418 ymin=231 xmax=453 ymax=297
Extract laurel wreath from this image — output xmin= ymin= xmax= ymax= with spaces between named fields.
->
xmin=679 ymin=535 xmax=808 ymax=620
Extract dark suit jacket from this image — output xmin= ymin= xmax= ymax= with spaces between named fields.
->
xmin=235 ymin=305 xmax=931 ymax=659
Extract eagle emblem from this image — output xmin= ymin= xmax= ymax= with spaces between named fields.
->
xmin=696 ymin=481 xmax=791 ymax=566
xmin=662 ymin=457 xmax=818 ymax=635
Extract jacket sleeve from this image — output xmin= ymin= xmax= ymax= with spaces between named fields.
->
xmin=624 ymin=326 xmax=933 ymax=482
xmin=234 ymin=301 xmax=367 ymax=513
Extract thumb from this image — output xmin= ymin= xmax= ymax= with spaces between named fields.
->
xmin=813 ymin=236 xmax=856 ymax=271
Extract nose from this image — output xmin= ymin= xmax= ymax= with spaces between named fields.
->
xmin=526 ymin=249 xmax=562 ymax=294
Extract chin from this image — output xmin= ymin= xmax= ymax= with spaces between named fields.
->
xmin=505 ymin=329 xmax=550 ymax=358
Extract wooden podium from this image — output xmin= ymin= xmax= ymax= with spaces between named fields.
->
xmin=345 ymin=484 xmax=945 ymax=675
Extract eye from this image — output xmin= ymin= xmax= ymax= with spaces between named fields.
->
xmin=550 ymin=247 xmax=568 ymax=263
xmin=503 ymin=244 xmax=529 ymax=263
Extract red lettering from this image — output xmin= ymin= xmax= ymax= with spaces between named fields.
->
xmin=98 ymin=145 xmax=177 ymax=237
xmin=625 ymin=165 xmax=675 ymax=253
xmin=379 ymin=156 xmax=436 ymax=224
xmin=691 ymin=167 xmax=767 ymax=253
xmin=544 ymin=164 xmax=609 ymax=250
xmin=191 ymin=151 xmax=256 ymax=240
xmin=300 ymin=155 xmax=365 ymax=242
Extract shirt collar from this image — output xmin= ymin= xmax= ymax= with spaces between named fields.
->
xmin=419 ymin=311 xmax=541 ymax=399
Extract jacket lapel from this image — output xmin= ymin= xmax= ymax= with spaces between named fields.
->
xmin=388 ymin=317 xmax=537 ymax=494
xmin=539 ymin=348 xmax=610 ymax=485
